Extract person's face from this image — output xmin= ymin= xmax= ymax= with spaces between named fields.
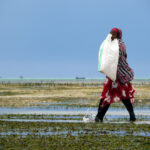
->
xmin=110 ymin=29 xmax=117 ymax=40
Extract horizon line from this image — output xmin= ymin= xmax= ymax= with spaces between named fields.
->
xmin=0 ymin=78 xmax=150 ymax=80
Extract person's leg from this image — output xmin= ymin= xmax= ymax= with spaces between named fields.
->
xmin=95 ymin=99 xmax=110 ymax=122
xmin=122 ymin=99 xmax=136 ymax=121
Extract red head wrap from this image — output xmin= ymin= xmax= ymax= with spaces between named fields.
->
xmin=112 ymin=28 xmax=118 ymax=33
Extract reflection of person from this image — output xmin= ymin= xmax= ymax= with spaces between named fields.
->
xmin=95 ymin=28 xmax=136 ymax=122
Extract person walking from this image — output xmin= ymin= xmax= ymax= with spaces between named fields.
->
xmin=95 ymin=28 xmax=136 ymax=122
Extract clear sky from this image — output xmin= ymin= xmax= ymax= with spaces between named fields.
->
xmin=0 ymin=0 xmax=150 ymax=79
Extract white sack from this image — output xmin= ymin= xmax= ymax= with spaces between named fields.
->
xmin=98 ymin=34 xmax=119 ymax=81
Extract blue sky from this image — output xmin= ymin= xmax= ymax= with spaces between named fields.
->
xmin=0 ymin=0 xmax=150 ymax=79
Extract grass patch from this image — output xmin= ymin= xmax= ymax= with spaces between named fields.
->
xmin=0 ymin=121 xmax=150 ymax=149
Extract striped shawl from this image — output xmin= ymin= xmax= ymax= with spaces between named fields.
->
xmin=117 ymin=39 xmax=134 ymax=84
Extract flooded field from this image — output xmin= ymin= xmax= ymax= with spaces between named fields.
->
xmin=0 ymin=81 xmax=150 ymax=149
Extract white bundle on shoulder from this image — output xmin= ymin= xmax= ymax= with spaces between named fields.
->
xmin=98 ymin=34 xmax=119 ymax=81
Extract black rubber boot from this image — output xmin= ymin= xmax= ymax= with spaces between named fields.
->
xmin=95 ymin=114 xmax=103 ymax=122
xmin=129 ymin=111 xmax=136 ymax=122
xmin=122 ymin=99 xmax=136 ymax=122
xmin=95 ymin=99 xmax=110 ymax=122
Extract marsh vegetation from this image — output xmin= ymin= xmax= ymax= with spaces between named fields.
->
xmin=0 ymin=81 xmax=150 ymax=149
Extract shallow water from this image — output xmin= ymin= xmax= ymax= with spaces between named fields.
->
xmin=1 ymin=127 xmax=150 ymax=137
xmin=0 ymin=106 xmax=150 ymax=116
xmin=0 ymin=130 xmax=81 ymax=137
xmin=0 ymin=104 xmax=150 ymax=125
xmin=1 ymin=118 xmax=150 ymax=125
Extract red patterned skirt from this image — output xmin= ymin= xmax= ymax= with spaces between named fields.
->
xmin=100 ymin=76 xmax=136 ymax=108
